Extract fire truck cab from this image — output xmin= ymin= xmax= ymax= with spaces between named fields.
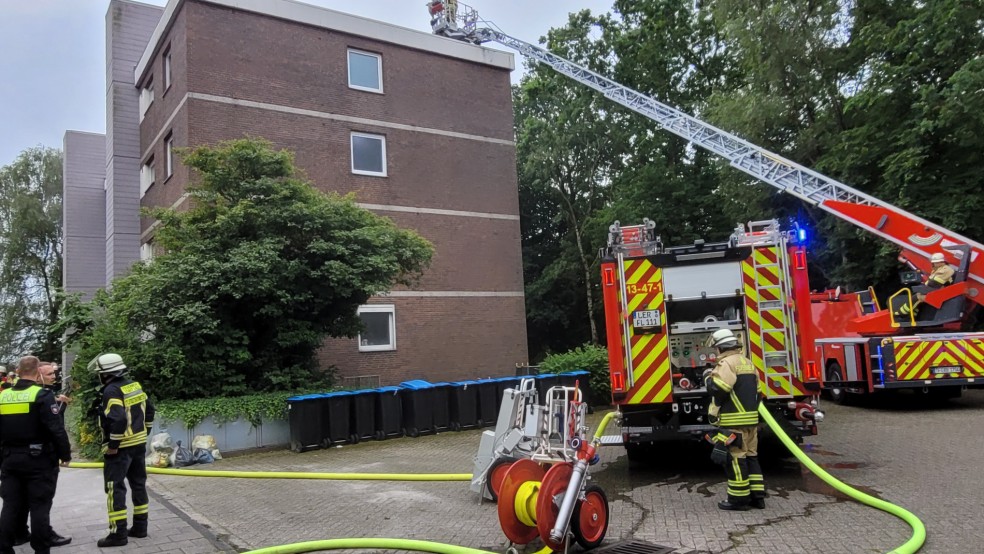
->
xmin=600 ymin=219 xmax=822 ymax=453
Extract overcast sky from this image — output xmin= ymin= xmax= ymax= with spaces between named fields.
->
xmin=0 ymin=0 xmax=614 ymax=167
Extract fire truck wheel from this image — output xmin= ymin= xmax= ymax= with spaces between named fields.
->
xmin=825 ymin=362 xmax=848 ymax=405
xmin=572 ymin=484 xmax=609 ymax=549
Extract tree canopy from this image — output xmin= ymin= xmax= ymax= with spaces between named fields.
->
xmin=58 ymin=138 xmax=433 ymax=399
xmin=517 ymin=0 xmax=984 ymax=359
xmin=0 ymin=147 xmax=62 ymax=363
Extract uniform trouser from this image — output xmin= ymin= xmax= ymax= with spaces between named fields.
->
xmin=103 ymin=444 xmax=149 ymax=536
xmin=14 ymin=474 xmax=57 ymax=539
xmin=725 ymin=425 xmax=765 ymax=504
xmin=0 ymin=451 xmax=58 ymax=554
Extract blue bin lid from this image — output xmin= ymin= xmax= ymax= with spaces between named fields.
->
xmin=432 ymin=381 xmax=452 ymax=387
xmin=322 ymin=391 xmax=353 ymax=398
xmin=452 ymin=380 xmax=479 ymax=386
xmin=376 ymin=386 xmax=401 ymax=393
xmin=400 ymin=380 xmax=434 ymax=390
xmin=562 ymin=370 xmax=590 ymax=376
xmin=287 ymin=393 xmax=323 ymax=402
xmin=348 ymin=388 xmax=377 ymax=396
xmin=495 ymin=375 xmax=521 ymax=382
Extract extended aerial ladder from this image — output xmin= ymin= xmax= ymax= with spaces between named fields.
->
xmin=426 ymin=0 xmax=984 ymax=335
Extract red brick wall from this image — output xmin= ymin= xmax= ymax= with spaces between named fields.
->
xmin=318 ymin=297 xmax=528 ymax=385
xmin=136 ymin=0 xmax=529 ymax=383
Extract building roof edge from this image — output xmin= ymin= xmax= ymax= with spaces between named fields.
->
xmin=133 ymin=0 xmax=515 ymax=85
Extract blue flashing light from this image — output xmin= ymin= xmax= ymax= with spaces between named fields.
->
xmin=798 ymin=228 xmax=807 ymax=242
xmin=876 ymin=344 xmax=885 ymax=386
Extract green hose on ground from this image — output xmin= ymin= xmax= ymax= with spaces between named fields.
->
xmin=241 ymin=538 xmax=496 ymax=554
xmin=758 ymin=404 xmax=926 ymax=554
xmin=68 ymin=462 xmax=470 ymax=481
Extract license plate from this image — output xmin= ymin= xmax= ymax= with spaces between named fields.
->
xmin=931 ymin=365 xmax=962 ymax=375
xmin=633 ymin=310 xmax=661 ymax=328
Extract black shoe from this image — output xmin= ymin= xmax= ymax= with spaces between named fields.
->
xmin=96 ymin=534 xmax=128 ymax=548
xmin=47 ymin=532 xmax=72 ymax=547
xmin=129 ymin=529 xmax=148 ymax=539
xmin=751 ymin=498 xmax=766 ymax=509
xmin=13 ymin=534 xmax=31 ymax=546
xmin=718 ymin=500 xmax=750 ymax=511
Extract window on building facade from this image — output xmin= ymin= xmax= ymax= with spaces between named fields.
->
xmin=350 ymin=132 xmax=386 ymax=176
xmin=165 ymin=133 xmax=174 ymax=178
xmin=140 ymin=157 xmax=155 ymax=197
xmin=347 ymin=49 xmax=383 ymax=93
xmin=164 ymin=48 xmax=172 ymax=90
xmin=139 ymin=80 xmax=154 ymax=121
xmin=139 ymin=241 xmax=154 ymax=262
xmin=357 ymin=304 xmax=396 ymax=352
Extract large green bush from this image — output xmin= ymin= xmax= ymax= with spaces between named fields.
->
xmin=539 ymin=343 xmax=610 ymax=405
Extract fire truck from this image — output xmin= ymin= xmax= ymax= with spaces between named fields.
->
xmin=426 ymin=1 xmax=984 ymax=437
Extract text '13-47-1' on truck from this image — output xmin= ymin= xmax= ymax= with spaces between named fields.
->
xmin=427 ymin=0 xmax=984 ymax=448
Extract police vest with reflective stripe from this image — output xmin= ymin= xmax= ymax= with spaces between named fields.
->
xmin=0 ymin=384 xmax=44 ymax=446
xmin=718 ymin=357 xmax=760 ymax=427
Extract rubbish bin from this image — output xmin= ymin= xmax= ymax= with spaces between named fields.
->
xmin=321 ymin=391 xmax=354 ymax=447
xmin=350 ymin=389 xmax=377 ymax=443
xmin=475 ymin=378 xmax=500 ymax=427
xmin=431 ymin=382 xmax=452 ymax=432
xmin=399 ymin=380 xmax=435 ymax=437
xmin=287 ymin=394 xmax=324 ymax=453
xmin=494 ymin=376 xmax=522 ymax=412
xmin=374 ymin=386 xmax=403 ymax=440
xmin=557 ymin=370 xmax=591 ymax=401
xmin=535 ymin=373 xmax=562 ymax=405
xmin=448 ymin=380 xmax=480 ymax=431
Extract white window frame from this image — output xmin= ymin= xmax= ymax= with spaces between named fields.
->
xmin=350 ymin=132 xmax=387 ymax=177
xmin=357 ymin=304 xmax=396 ymax=352
xmin=139 ymin=157 xmax=155 ymax=197
xmin=139 ymin=242 xmax=154 ymax=262
xmin=347 ymin=49 xmax=383 ymax=94
xmin=139 ymin=80 xmax=154 ymax=121
xmin=165 ymin=134 xmax=174 ymax=178
xmin=164 ymin=49 xmax=172 ymax=90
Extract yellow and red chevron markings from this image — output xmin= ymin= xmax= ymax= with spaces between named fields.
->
xmin=622 ymin=258 xmax=673 ymax=405
xmin=894 ymin=338 xmax=984 ymax=380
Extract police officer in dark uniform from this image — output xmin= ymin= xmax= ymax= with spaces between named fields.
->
xmin=89 ymin=353 xmax=155 ymax=548
xmin=0 ymin=356 xmax=72 ymax=554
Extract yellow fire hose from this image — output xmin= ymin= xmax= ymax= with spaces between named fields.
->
xmin=69 ymin=410 xmax=922 ymax=553
xmin=758 ymin=404 xmax=926 ymax=554
xmin=68 ymin=462 xmax=470 ymax=481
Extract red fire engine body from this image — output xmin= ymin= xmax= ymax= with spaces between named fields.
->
xmin=601 ymin=220 xmax=821 ymax=450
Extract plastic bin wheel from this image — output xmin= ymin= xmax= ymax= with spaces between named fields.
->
xmin=349 ymin=434 xmax=360 ymax=445
xmin=405 ymin=427 xmax=420 ymax=438
xmin=321 ymin=438 xmax=331 ymax=449
xmin=374 ymin=430 xmax=385 ymax=441
xmin=290 ymin=441 xmax=302 ymax=453
xmin=450 ymin=422 xmax=461 ymax=432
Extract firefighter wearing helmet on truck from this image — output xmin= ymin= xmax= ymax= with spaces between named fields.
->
xmin=88 ymin=353 xmax=155 ymax=547
xmin=896 ymin=252 xmax=955 ymax=318
xmin=703 ymin=329 xmax=765 ymax=511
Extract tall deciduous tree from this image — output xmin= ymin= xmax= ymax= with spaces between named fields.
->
xmin=0 ymin=147 xmax=63 ymax=362
xmin=58 ymin=138 xmax=433 ymax=400
xmin=515 ymin=10 xmax=629 ymax=355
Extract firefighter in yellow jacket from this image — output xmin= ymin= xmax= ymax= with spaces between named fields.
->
xmin=704 ymin=329 xmax=765 ymax=511
xmin=897 ymin=252 xmax=955 ymax=318
xmin=88 ymin=353 xmax=155 ymax=548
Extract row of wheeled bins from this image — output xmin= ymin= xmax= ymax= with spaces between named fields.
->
xmin=287 ymin=371 xmax=591 ymax=453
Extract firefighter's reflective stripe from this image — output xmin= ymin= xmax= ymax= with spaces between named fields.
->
xmin=622 ymin=259 xmax=672 ymax=404
xmin=727 ymin=457 xmax=750 ymax=498
xmin=134 ymin=503 xmax=149 ymax=515
xmin=104 ymin=398 xmax=123 ymax=416
xmin=895 ymin=339 xmax=984 ymax=380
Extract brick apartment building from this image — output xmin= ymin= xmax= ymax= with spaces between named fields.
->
xmin=63 ymin=0 xmax=528 ymax=386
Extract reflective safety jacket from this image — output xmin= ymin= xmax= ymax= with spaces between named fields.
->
xmin=705 ymin=349 xmax=760 ymax=428
xmin=100 ymin=376 xmax=155 ymax=449
xmin=0 ymin=379 xmax=72 ymax=461
xmin=926 ymin=264 xmax=955 ymax=288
